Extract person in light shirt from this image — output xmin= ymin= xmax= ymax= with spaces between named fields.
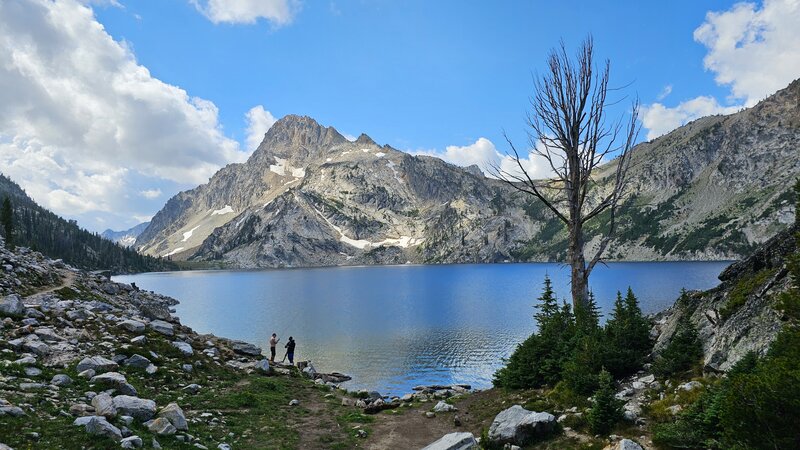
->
xmin=269 ymin=333 xmax=280 ymax=362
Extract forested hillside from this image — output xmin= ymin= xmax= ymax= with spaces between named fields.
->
xmin=0 ymin=173 xmax=173 ymax=274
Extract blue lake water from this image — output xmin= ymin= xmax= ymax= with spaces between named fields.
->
xmin=115 ymin=261 xmax=730 ymax=395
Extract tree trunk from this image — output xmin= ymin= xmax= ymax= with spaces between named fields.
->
xmin=569 ymin=219 xmax=589 ymax=310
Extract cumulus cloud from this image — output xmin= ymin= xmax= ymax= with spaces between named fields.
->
xmin=191 ymin=0 xmax=298 ymax=25
xmin=245 ymin=105 xmax=277 ymax=151
xmin=414 ymin=138 xmax=555 ymax=181
xmin=695 ymin=0 xmax=800 ymax=105
xmin=642 ymin=0 xmax=800 ymax=140
xmin=641 ymin=96 xmax=740 ymax=140
xmin=0 ymin=0 xmax=249 ymax=229
xmin=139 ymin=189 xmax=162 ymax=199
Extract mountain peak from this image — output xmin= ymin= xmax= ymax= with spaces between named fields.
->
xmin=355 ymin=133 xmax=376 ymax=146
xmin=258 ymin=114 xmax=346 ymax=151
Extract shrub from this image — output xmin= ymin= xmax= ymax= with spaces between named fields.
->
xmin=587 ymin=369 xmax=623 ymax=435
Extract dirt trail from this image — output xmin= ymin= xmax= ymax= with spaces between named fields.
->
xmin=28 ymin=271 xmax=76 ymax=297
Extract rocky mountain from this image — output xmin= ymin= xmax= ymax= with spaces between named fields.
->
xmin=101 ymin=222 xmax=150 ymax=248
xmin=135 ymin=116 xmax=538 ymax=267
xmin=136 ymin=80 xmax=800 ymax=268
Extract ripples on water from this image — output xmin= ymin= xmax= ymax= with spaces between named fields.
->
xmin=116 ymin=261 xmax=730 ymax=395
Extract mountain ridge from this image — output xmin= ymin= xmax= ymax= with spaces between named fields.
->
xmin=135 ymin=80 xmax=800 ymax=268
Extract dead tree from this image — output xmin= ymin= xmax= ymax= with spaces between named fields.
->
xmin=493 ymin=36 xmax=639 ymax=310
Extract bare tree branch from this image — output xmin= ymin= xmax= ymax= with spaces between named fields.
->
xmin=493 ymin=35 xmax=640 ymax=309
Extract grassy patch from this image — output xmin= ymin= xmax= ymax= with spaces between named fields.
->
xmin=719 ymin=268 xmax=775 ymax=320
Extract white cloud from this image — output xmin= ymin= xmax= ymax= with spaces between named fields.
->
xmin=191 ymin=0 xmax=298 ymax=25
xmin=642 ymin=0 xmax=800 ymax=140
xmin=414 ymin=138 xmax=554 ymax=181
xmin=0 ymin=0 xmax=249 ymax=230
xmin=245 ymin=105 xmax=277 ymax=151
xmin=139 ymin=189 xmax=162 ymax=199
xmin=695 ymin=0 xmax=800 ymax=106
xmin=656 ymin=84 xmax=672 ymax=101
xmin=641 ymin=96 xmax=740 ymax=140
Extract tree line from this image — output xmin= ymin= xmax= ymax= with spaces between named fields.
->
xmin=0 ymin=173 xmax=173 ymax=274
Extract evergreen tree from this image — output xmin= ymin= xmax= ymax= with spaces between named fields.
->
xmin=587 ymin=368 xmax=623 ymax=435
xmin=0 ymin=196 xmax=12 ymax=247
xmin=494 ymin=277 xmax=576 ymax=388
xmin=534 ymin=274 xmax=558 ymax=326
xmin=604 ymin=288 xmax=653 ymax=378
xmin=653 ymin=312 xmax=703 ymax=377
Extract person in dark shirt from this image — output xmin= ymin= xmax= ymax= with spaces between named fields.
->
xmin=284 ymin=336 xmax=296 ymax=364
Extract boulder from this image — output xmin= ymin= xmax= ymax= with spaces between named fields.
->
xmin=51 ymin=374 xmax=73 ymax=387
xmin=638 ymin=374 xmax=655 ymax=384
xmin=112 ymin=396 xmax=156 ymax=421
xmin=0 ymin=294 xmax=25 ymax=318
xmin=146 ymin=417 xmax=176 ymax=435
xmin=433 ymin=401 xmax=457 ymax=413
xmin=171 ymin=341 xmax=193 ymax=356
xmin=231 ymin=340 xmax=262 ymax=356
xmin=78 ymin=369 xmax=96 ymax=379
xmin=0 ymin=399 xmax=25 ymax=417
xmin=124 ymin=354 xmax=152 ymax=369
xmin=130 ymin=335 xmax=147 ymax=345
xmin=76 ymin=356 xmax=118 ymax=374
xmin=120 ymin=435 xmax=144 ymax=449
xmin=254 ymin=359 xmax=271 ymax=374
xmin=157 ymin=403 xmax=188 ymax=431
xmin=487 ymin=405 xmax=555 ymax=446
xmin=69 ymin=403 xmax=94 ymax=417
xmin=91 ymin=393 xmax=116 ymax=419
xmin=422 ymin=432 xmax=479 ymax=450
xmin=90 ymin=372 xmax=137 ymax=396
xmin=13 ymin=356 xmax=36 ymax=365
xmin=149 ymin=320 xmax=174 ymax=336
xmin=139 ymin=303 xmax=171 ymax=321
xmin=604 ymin=439 xmax=644 ymax=450
xmin=85 ymin=416 xmax=122 ymax=441
xmin=119 ymin=320 xmax=145 ymax=333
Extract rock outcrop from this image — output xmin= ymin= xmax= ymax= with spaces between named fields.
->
xmin=653 ymin=224 xmax=797 ymax=371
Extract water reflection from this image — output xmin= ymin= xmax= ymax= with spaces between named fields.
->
xmin=116 ymin=261 xmax=729 ymax=395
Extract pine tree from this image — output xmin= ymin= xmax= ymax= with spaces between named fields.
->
xmin=603 ymin=288 xmax=652 ymax=378
xmin=588 ymin=368 xmax=623 ymax=435
xmin=1 ymin=196 xmax=12 ymax=247
xmin=534 ymin=274 xmax=558 ymax=327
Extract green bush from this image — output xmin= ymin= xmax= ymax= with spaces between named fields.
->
xmin=587 ymin=369 xmax=623 ymax=435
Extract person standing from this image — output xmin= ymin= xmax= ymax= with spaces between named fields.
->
xmin=269 ymin=333 xmax=280 ymax=362
xmin=285 ymin=336 xmax=296 ymax=365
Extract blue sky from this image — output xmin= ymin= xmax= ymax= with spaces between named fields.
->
xmin=1 ymin=0 xmax=798 ymax=232
xmin=95 ymin=0 xmax=730 ymax=149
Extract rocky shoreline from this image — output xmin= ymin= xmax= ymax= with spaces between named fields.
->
xmin=0 ymin=236 xmax=497 ymax=449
